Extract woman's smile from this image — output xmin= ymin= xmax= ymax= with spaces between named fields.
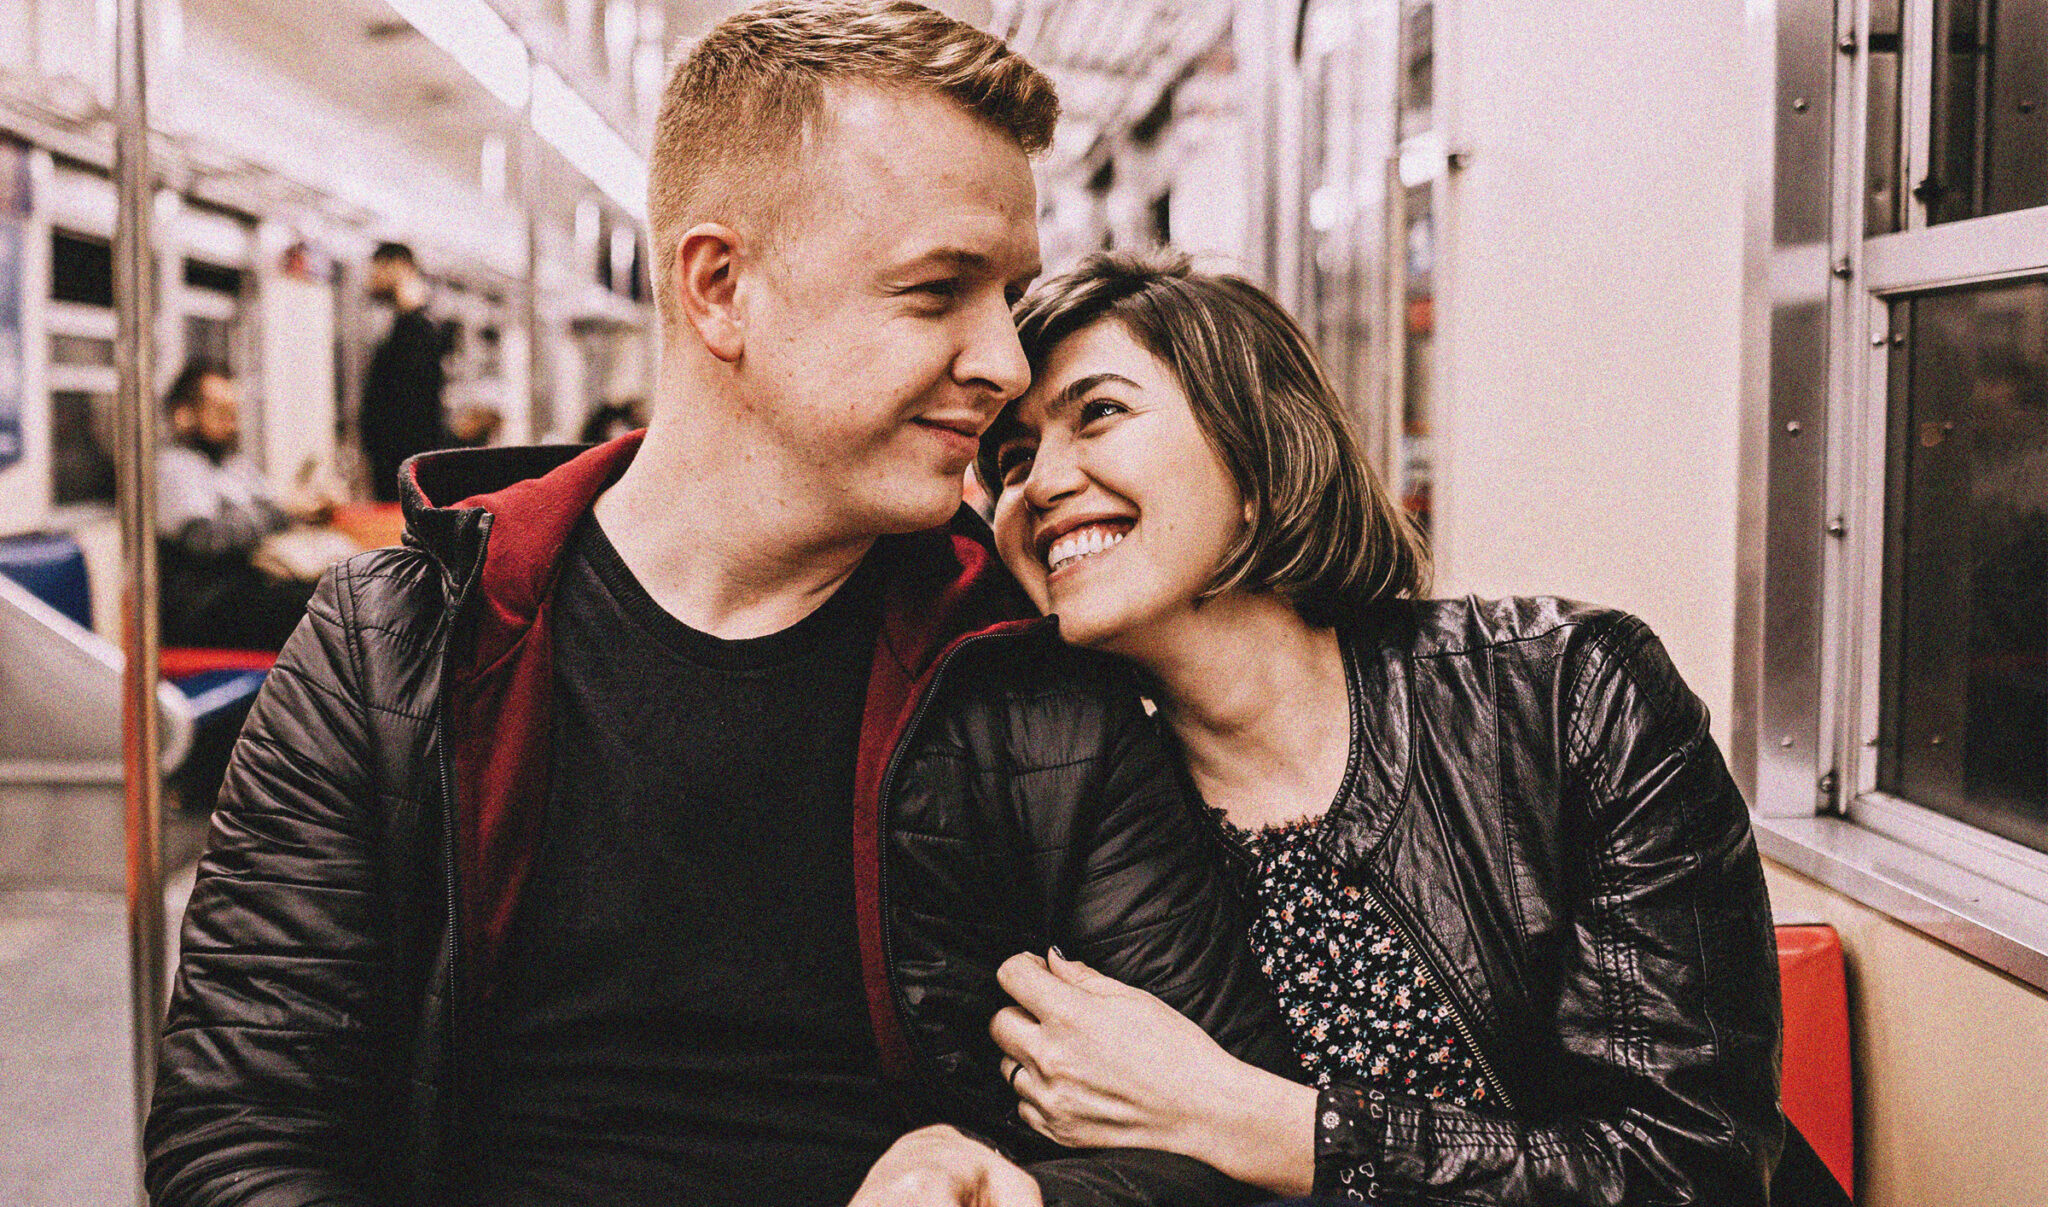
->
xmin=990 ymin=320 xmax=1246 ymax=652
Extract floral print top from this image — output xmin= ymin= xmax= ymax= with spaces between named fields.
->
xmin=1217 ymin=812 xmax=1488 ymax=1109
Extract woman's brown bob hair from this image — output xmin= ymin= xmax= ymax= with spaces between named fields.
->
xmin=979 ymin=251 xmax=1429 ymax=625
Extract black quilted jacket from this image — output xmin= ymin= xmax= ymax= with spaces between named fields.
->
xmin=1267 ymin=598 xmax=1786 ymax=1204
xmin=144 ymin=438 xmax=1295 ymax=1207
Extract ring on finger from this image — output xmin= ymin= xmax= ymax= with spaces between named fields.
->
xmin=1006 ymin=1061 xmax=1026 ymax=1092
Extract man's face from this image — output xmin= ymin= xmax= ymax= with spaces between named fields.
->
xmin=731 ymin=85 xmax=1041 ymax=538
xmin=366 ymin=257 xmax=403 ymax=303
xmin=174 ymin=373 xmax=241 ymax=457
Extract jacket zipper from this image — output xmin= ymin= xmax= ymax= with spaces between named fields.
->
xmin=433 ymin=701 xmax=460 ymax=1182
xmin=1350 ymin=872 xmax=1518 ymax=1113
xmin=1199 ymin=799 xmax=1519 ymax=1113
xmin=436 ymin=705 xmax=458 ymax=1038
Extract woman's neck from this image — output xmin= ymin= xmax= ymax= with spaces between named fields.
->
xmin=1128 ymin=595 xmax=1351 ymax=831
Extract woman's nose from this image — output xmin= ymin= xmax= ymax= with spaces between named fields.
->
xmin=1022 ymin=436 xmax=1085 ymax=510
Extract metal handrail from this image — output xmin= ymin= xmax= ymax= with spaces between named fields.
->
xmin=112 ymin=0 xmax=164 ymax=1192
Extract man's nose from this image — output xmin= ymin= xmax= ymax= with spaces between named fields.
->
xmin=957 ymin=297 xmax=1032 ymax=407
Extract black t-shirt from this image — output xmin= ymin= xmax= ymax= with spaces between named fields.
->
xmin=456 ymin=517 xmax=901 ymax=1205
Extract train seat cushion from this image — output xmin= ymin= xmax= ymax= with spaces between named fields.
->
xmin=1777 ymin=922 xmax=1855 ymax=1197
xmin=160 ymin=646 xmax=279 ymax=677
xmin=0 ymin=532 xmax=94 ymax=630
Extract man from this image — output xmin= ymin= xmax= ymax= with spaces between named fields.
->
xmin=360 ymin=241 xmax=450 ymax=501
xmin=155 ymin=358 xmax=317 ymax=650
xmin=146 ymin=5 xmax=1291 ymax=1206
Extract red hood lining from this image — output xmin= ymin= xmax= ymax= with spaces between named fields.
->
xmin=432 ymin=431 xmax=1033 ymax=1083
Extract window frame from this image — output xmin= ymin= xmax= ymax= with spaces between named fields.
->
xmin=1749 ymin=0 xmax=2048 ymax=989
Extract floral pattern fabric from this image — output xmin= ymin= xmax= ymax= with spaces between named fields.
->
xmin=1221 ymin=812 xmax=1487 ymax=1108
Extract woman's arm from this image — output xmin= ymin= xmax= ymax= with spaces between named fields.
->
xmin=1295 ymin=616 xmax=1783 ymax=1205
xmin=994 ymin=615 xmax=1785 ymax=1206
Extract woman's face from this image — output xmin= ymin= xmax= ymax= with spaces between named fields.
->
xmin=988 ymin=320 xmax=1247 ymax=654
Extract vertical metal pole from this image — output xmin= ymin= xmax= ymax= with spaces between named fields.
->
xmin=520 ymin=85 xmax=546 ymax=442
xmin=113 ymin=0 xmax=166 ymax=1179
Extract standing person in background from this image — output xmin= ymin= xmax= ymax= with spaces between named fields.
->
xmin=156 ymin=358 xmax=320 ymax=651
xmin=360 ymin=241 xmax=450 ymax=501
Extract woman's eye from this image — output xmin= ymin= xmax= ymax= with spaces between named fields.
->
xmin=1078 ymin=399 xmax=1128 ymax=424
xmin=909 ymin=280 xmax=959 ymax=303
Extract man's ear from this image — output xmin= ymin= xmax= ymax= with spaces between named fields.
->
xmin=669 ymin=223 xmax=746 ymax=363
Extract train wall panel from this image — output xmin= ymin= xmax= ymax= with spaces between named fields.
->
xmin=1428 ymin=0 xmax=1749 ymax=747
xmin=1766 ymin=861 xmax=2048 ymax=1207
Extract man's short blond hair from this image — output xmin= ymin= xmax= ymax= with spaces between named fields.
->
xmin=648 ymin=0 xmax=1058 ymax=315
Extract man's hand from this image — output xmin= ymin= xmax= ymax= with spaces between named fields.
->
xmin=849 ymin=1125 xmax=1042 ymax=1207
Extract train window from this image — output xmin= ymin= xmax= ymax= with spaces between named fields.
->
xmin=50 ymin=231 xmax=112 ymax=309
xmin=1879 ymin=279 xmax=2048 ymax=856
xmin=185 ymin=316 xmax=233 ymax=369
xmin=50 ymin=390 xmax=115 ymax=507
xmin=48 ymin=333 xmax=114 ymax=368
xmin=1759 ymin=0 xmax=2048 ymax=983
xmin=1864 ymin=0 xmax=1905 ymax=235
xmin=1398 ymin=0 xmax=1432 ymax=139
xmin=1924 ymin=0 xmax=2048 ymax=224
xmin=182 ymin=260 xmax=243 ymax=296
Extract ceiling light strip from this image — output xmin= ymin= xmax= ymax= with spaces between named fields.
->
xmin=383 ymin=0 xmax=648 ymax=223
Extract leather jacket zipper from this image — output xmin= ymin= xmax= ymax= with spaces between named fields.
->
xmin=1200 ymin=801 xmax=1519 ymax=1113
xmin=1350 ymin=871 xmax=1518 ymax=1113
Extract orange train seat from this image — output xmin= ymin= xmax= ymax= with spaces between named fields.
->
xmin=1777 ymin=922 xmax=1854 ymax=1197
xmin=330 ymin=501 xmax=406 ymax=551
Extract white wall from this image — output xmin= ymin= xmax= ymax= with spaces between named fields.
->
xmin=1432 ymin=0 xmax=1751 ymax=744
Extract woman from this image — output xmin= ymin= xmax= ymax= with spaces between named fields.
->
xmin=976 ymin=253 xmax=1789 ymax=1204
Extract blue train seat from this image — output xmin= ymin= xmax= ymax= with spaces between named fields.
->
xmin=0 ymin=531 xmax=268 ymax=739
xmin=0 ymin=532 xmax=94 ymax=630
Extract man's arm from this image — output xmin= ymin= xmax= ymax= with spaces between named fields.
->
xmin=146 ymin=563 xmax=408 ymax=1206
xmin=157 ymin=453 xmax=290 ymax=560
xmin=1021 ymin=692 xmax=1296 ymax=1207
xmin=905 ymin=666 xmax=1293 ymax=1205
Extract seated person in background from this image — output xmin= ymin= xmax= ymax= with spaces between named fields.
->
xmin=156 ymin=359 xmax=320 ymax=650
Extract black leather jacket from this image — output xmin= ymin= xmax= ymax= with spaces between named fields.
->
xmin=1244 ymin=597 xmax=1784 ymax=1205
xmin=145 ymin=440 xmax=1295 ymax=1207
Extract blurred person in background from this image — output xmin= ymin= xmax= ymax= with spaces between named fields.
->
xmin=156 ymin=358 xmax=321 ymax=651
xmin=578 ymin=397 xmax=648 ymax=444
xmin=360 ymin=241 xmax=451 ymax=501
xmin=145 ymin=6 xmax=1293 ymax=1207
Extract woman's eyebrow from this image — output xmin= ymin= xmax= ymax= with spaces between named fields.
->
xmin=1047 ymin=372 xmax=1142 ymax=417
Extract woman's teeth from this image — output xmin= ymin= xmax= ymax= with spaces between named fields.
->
xmin=1047 ymin=524 xmax=1127 ymax=573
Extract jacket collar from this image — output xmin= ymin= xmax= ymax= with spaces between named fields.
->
xmin=397 ymin=432 xmax=1026 ymax=685
xmin=1322 ymin=602 xmax=1417 ymax=870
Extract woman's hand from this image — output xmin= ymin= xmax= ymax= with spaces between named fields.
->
xmin=848 ymin=1125 xmax=1042 ymax=1207
xmin=990 ymin=950 xmax=1315 ymax=1194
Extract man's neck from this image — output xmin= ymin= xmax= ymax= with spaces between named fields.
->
xmin=591 ymin=413 xmax=878 ymax=641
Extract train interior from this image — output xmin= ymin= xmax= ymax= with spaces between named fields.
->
xmin=1 ymin=0 xmax=2045 ymax=1203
